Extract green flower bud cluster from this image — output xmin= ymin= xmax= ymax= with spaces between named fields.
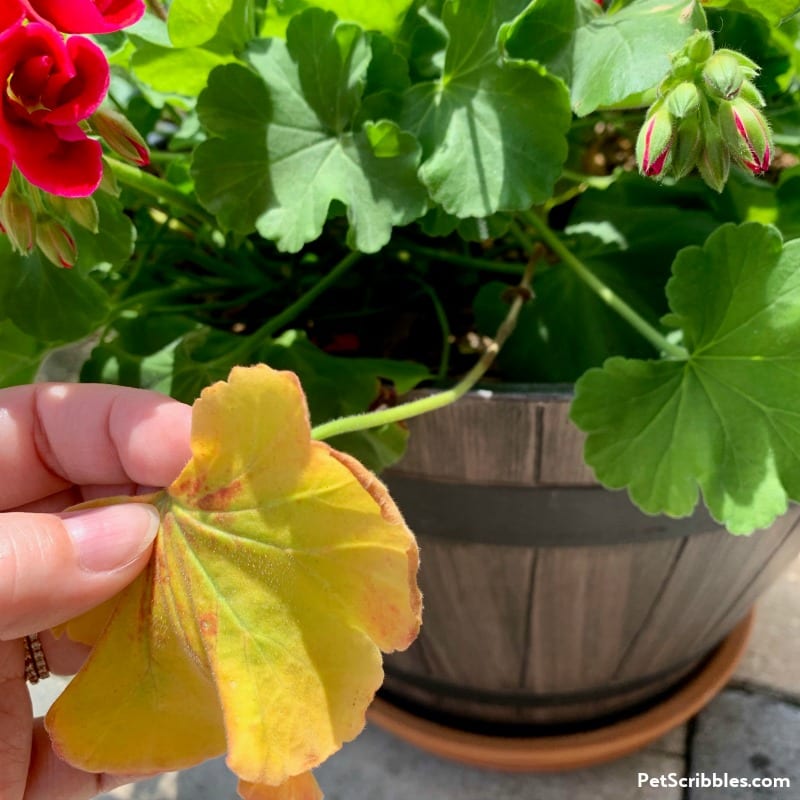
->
xmin=0 ymin=166 xmax=106 ymax=269
xmin=636 ymin=31 xmax=773 ymax=192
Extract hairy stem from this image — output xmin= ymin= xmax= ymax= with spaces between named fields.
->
xmin=520 ymin=210 xmax=688 ymax=359
xmin=311 ymin=247 xmax=542 ymax=441
xmin=107 ymin=159 xmax=216 ymax=226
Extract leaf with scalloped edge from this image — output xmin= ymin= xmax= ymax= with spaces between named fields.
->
xmin=571 ymin=222 xmax=800 ymax=535
xmin=397 ymin=0 xmax=571 ymax=218
xmin=192 ymin=8 xmax=428 ymax=252
xmin=46 ymin=364 xmax=421 ymax=800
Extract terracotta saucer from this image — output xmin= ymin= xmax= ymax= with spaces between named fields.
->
xmin=367 ymin=611 xmax=753 ymax=772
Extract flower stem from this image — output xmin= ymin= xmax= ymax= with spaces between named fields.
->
xmin=221 ymin=250 xmax=362 ymax=363
xmin=399 ymin=243 xmax=526 ymax=275
xmin=311 ymin=247 xmax=542 ymax=441
xmin=519 ymin=209 xmax=688 ymax=359
xmin=106 ymin=159 xmax=216 ymax=226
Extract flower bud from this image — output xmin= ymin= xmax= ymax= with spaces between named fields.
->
xmin=719 ymin=99 xmax=772 ymax=175
xmin=36 ymin=219 xmax=78 ymax=268
xmin=63 ymin=196 xmax=99 ymax=233
xmin=739 ymin=79 xmax=766 ymax=108
xmin=702 ymin=52 xmax=744 ymax=100
xmin=636 ymin=106 xmax=673 ymax=177
xmin=670 ymin=115 xmax=704 ymax=179
xmin=668 ymin=56 xmax=694 ymax=82
xmin=667 ymin=82 xmax=700 ymax=119
xmin=686 ymin=32 xmax=714 ymax=64
xmin=698 ymin=129 xmax=731 ymax=193
xmin=98 ymin=157 xmax=121 ymax=197
xmin=91 ymin=107 xmax=150 ymax=167
xmin=718 ymin=49 xmax=759 ymax=79
xmin=0 ymin=190 xmax=35 ymax=253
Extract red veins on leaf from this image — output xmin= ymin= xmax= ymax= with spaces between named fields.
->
xmin=0 ymin=22 xmax=109 ymax=197
xmin=24 ymin=0 xmax=145 ymax=34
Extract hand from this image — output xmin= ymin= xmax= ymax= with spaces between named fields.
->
xmin=0 ymin=382 xmax=192 ymax=800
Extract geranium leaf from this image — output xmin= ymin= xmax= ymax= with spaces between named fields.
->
xmin=46 ymin=365 xmax=422 ymax=797
xmin=702 ymin=0 xmax=800 ymax=26
xmin=261 ymin=0 xmax=415 ymax=39
xmin=132 ymin=42 xmax=237 ymax=96
xmin=571 ymin=222 xmax=800 ymax=534
xmin=503 ymin=0 xmax=706 ymax=115
xmin=0 ymin=320 xmax=48 ymax=386
xmin=258 ymin=329 xmax=430 ymax=472
xmin=398 ymin=0 xmax=571 ymax=218
xmin=193 ymin=9 xmax=428 ymax=252
xmin=0 ymin=245 xmax=109 ymax=343
xmin=167 ymin=0 xmax=236 ymax=47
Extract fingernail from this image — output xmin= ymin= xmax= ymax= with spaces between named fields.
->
xmin=62 ymin=504 xmax=161 ymax=573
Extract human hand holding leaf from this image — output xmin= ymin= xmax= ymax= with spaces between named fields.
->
xmin=45 ymin=365 xmax=422 ymax=799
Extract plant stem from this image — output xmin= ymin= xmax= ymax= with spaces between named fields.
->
xmin=311 ymin=247 xmax=542 ymax=441
xmin=254 ymin=251 xmax=361 ymax=341
xmin=410 ymin=277 xmax=451 ymax=382
xmin=400 ymin=243 xmax=526 ymax=275
xmin=146 ymin=0 xmax=168 ymax=21
xmin=107 ymin=159 xmax=216 ymax=226
xmin=221 ymin=250 xmax=362 ymax=363
xmin=519 ymin=209 xmax=688 ymax=359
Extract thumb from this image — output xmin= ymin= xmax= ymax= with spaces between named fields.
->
xmin=0 ymin=503 xmax=160 ymax=639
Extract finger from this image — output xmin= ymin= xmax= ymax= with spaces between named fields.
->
xmin=38 ymin=631 xmax=90 ymax=676
xmin=0 ymin=504 xmax=160 ymax=639
xmin=25 ymin=721 xmax=131 ymax=800
xmin=0 ymin=639 xmax=31 ymax=800
xmin=0 ymin=383 xmax=192 ymax=510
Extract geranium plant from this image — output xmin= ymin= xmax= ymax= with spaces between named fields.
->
xmin=3 ymin=0 xmax=800 ymax=796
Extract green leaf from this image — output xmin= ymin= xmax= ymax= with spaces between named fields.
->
xmin=0 ymin=320 xmax=48 ymax=387
xmin=167 ymin=0 xmax=236 ymax=46
xmin=71 ymin=192 xmax=136 ymax=271
xmin=132 ymin=43 xmax=237 ymax=96
xmin=258 ymin=330 xmax=429 ymax=471
xmin=571 ymin=222 xmax=800 ymax=534
xmin=504 ymin=0 xmax=706 ymax=115
xmin=80 ymin=315 xmax=201 ymax=394
xmin=190 ymin=64 xmax=272 ymax=230
xmin=398 ymin=0 xmax=571 ymax=218
xmin=0 ymin=237 xmax=109 ymax=343
xmin=261 ymin=0 xmax=415 ymax=38
xmin=194 ymin=9 xmax=428 ymax=252
xmin=702 ymin=0 xmax=800 ymax=26
xmin=474 ymin=268 xmax=658 ymax=382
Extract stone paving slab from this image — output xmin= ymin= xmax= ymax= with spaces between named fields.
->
xmin=31 ymin=677 xmax=684 ymax=800
xmin=688 ymin=688 xmax=800 ymax=800
xmin=98 ymin=724 xmax=684 ymax=800
xmin=736 ymin=555 xmax=800 ymax=699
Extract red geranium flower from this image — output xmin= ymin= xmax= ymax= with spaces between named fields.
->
xmin=0 ymin=0 xmax=26 ymax=33
xmin=0 ymin=22 xmax=109 ymax=197
xmin=24 ymin=0 xmax=145 ymax=34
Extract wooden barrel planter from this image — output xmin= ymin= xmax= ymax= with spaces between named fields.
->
xmin=378 ymin=387 xmax=800 ymax=737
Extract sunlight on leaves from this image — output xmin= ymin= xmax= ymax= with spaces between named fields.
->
xmin=571 ymin=222 xmax=800 ymax=534
xmin=193 ymin=9 xmax=428 ymax=252
xmin=399 ymin=0 xmax=571 ymax=218
xmin=46 ymin=364 xmax=422 ymax=799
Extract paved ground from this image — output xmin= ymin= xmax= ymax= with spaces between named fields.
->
xmin=29 ymin=556 xmax=800 ymax=800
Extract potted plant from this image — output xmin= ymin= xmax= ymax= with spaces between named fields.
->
xmin=3 ymin=0 xmax=800 ymax=791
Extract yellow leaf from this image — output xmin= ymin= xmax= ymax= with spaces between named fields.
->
xmin=239 ymin=771 xmax=323 ymax=800
xmin=46 ymin=365 xmax=421 ymax=795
